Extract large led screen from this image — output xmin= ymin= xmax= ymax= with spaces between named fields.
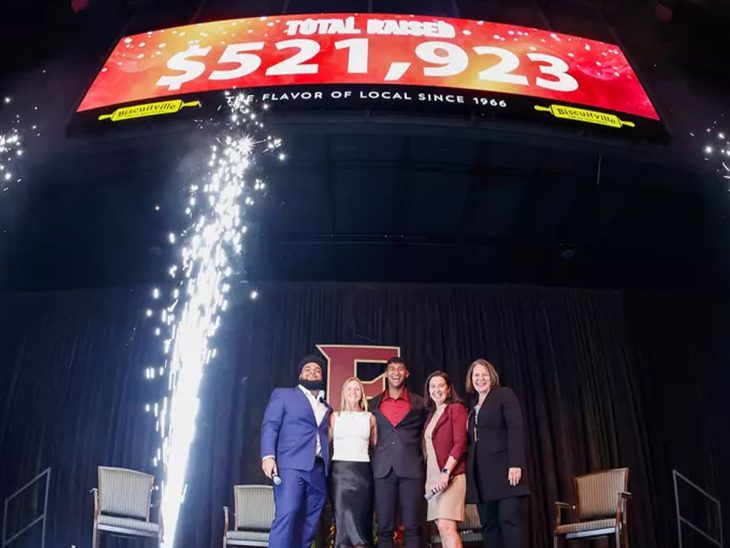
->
xmin=75 ymin=13 xmax=662 ymax=137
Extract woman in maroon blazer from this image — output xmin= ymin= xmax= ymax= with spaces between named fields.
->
xmin=423 ymin=371 xmax=469 ymax=548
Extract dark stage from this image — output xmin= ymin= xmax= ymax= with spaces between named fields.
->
xmin=1 ymin=0 xmax=729 ymax=547
xmin=1 ymin=283 xmax=729 ymax=547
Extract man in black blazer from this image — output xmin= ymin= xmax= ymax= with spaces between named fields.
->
xmin=370 ymin=357 xmax=427 ymax=548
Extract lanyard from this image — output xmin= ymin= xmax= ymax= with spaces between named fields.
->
xmin=472 ymin=403 xmax=481 ymax=443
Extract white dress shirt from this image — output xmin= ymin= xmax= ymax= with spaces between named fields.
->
xmin=298 ymin=384 xmax=328 ymax=457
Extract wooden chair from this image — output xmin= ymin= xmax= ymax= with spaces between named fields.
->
xmin=91 ymin=466 xmax=161 ymax=548
xmin=222 ymin=485 xmax=275 ymax=547
xmin=553 ymin=467 xmax=631 ymax=547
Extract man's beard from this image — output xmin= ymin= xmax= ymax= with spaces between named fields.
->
xmin=300 ymin=378 xmax=325 ymax=391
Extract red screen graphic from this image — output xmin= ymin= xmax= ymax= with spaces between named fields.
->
xmin=77 ymin=13 xmax=659 ymax=120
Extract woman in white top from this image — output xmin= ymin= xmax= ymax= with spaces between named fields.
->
xmin=329 ymin=377 xmax=378 ymax=547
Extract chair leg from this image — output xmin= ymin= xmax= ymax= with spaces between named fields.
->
xmin=615 ymin=528 xmax=622 ymax=548
xmin=91 ymin=524 xmax=99 ymax=548
xmin=553 ymin=533 xmax=560 ymax=548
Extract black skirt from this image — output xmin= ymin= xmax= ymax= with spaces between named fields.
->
xmin=330 ymin=460 xmax=374 ymax=547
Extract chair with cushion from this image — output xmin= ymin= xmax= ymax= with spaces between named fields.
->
xmin=430 ymin=503 xmax=482 ymax=547
xmin=91 ymin=466 xmax=161 ymax=548
xmin=553 ymin=467 xmax=631 ymax=547
xmin=223 ymin=485 xmax=275 ymax=547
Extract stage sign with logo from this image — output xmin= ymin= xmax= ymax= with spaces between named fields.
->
xmin=72 ymin=13 xmax=663 ymax=140
xmin=317 ymin=344 xmax=398 ymax=406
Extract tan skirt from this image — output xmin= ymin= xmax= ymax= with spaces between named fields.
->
xmin=424 ymin=409 xmax=466 ymax=522
xmin=426 ymin=472 xmax=466 ymax=522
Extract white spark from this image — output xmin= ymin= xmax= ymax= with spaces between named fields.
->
xmin=1 ymin=98 xmax=37 ymax=192
xmin=156 ymin=93 xmax=282 ymax=548
xmin=701 ymin=123 xmax=730 ymax=185
xmin=0 ymin=127 xmax=23 ymax=190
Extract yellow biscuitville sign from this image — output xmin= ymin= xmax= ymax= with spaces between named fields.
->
xmin=98 ymin=99 xmax=201 ymax=122
xmin=534 ymin=104 xmax=635 ymax=129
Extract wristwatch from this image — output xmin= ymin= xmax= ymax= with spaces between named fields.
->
xmin=441 ymin=467 xmax=450 ymax=474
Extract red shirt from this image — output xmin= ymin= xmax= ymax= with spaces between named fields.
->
xmin=379 ymin=387 xmax=411 ymax=426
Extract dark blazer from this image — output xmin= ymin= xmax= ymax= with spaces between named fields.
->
xmin=423 ymin=402 xmax=469 ymax=476
xmin=370 ymin=389 xmax=427 ymax=479
xmin=260 ymin=387 xmax=333 ymax=476
xmin=466 ymin=386 xmax=529 ymax=502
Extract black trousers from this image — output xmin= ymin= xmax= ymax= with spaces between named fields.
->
xmin=374 ymin=470 xmax=424 ymax=548
xmin=477 ymin=496 xmax=527 ymax=548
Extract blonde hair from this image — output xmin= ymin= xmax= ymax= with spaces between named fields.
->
xmin=465 ymin=358 xmax=501 ymax=394
xmin=339 ymin=377 xmax=369 ymax=412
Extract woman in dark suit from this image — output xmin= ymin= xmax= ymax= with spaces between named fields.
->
xmin=465 ymin=359 xmax=529 ymax=548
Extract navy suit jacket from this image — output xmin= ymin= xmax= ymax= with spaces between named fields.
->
xmin=260 ymin=386 xmax=333 ymax=476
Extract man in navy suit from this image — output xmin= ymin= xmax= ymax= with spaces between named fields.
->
xmin=260 ymin=355 xmax=332 ymax=548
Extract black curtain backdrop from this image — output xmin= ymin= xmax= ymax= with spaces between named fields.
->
xmin=0 ymin=283 xmax=728 ymax=548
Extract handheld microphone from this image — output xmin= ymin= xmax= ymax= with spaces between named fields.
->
xmin=424 ymin=476 xmax=454 ymax=500
xmin=272 ymin=472 xmax=282 ymax=486
xmin=424 ymin=488 xmax=440 ymax=501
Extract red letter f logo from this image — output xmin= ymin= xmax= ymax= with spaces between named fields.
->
xmin=316 ymin=344 xmax=401 ymax=408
